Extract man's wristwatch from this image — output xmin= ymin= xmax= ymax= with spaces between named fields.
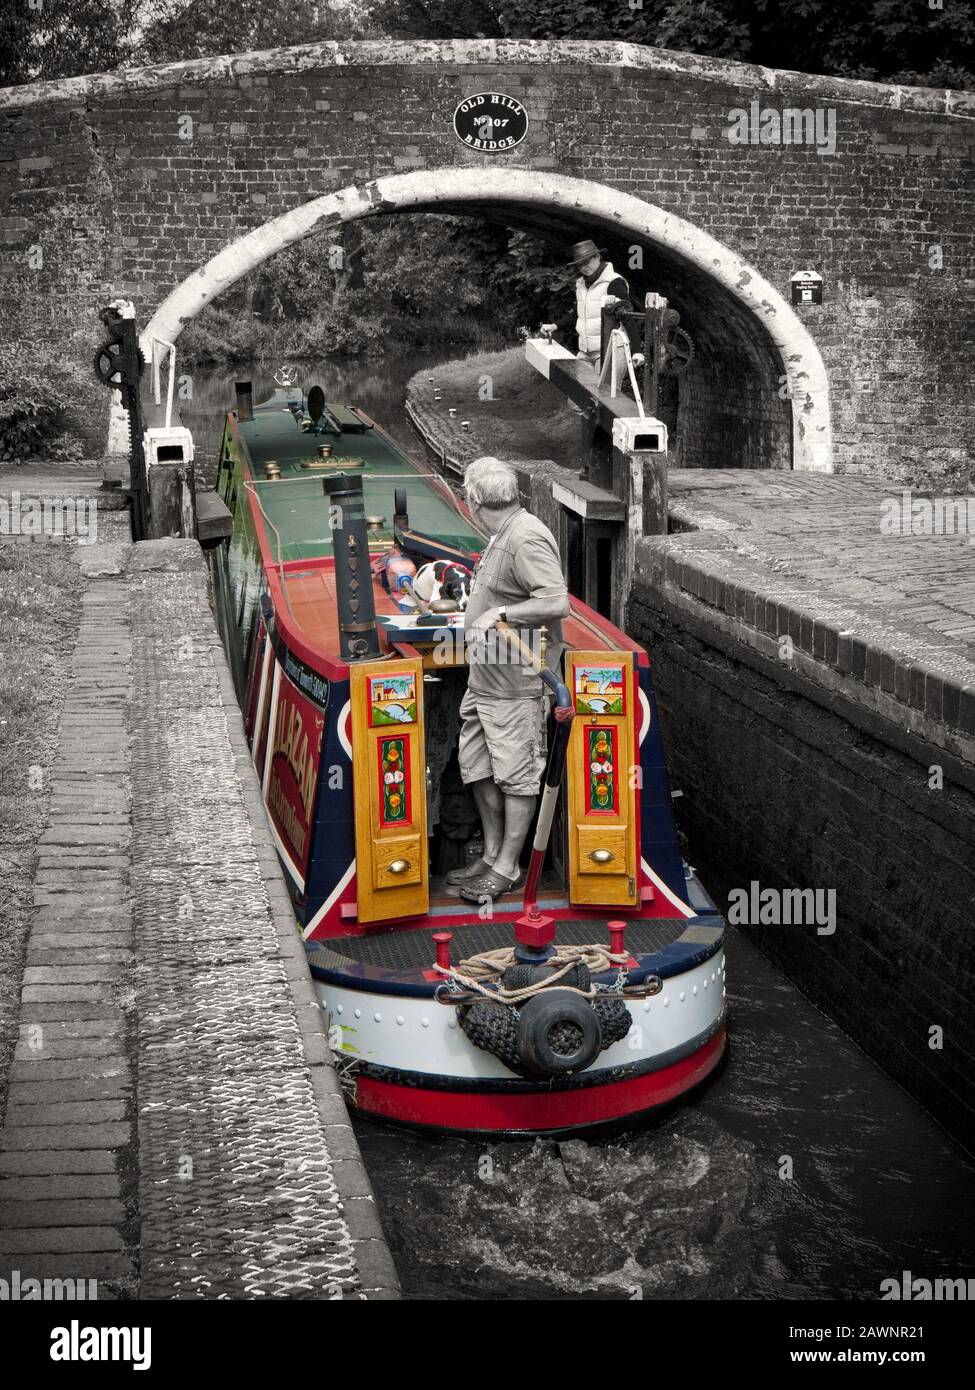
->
xmin=496 ymin=607 xmax=508 ymax=623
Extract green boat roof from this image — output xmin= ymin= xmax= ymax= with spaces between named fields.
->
xmin=231 ymin=389 xmax=482 ymax=564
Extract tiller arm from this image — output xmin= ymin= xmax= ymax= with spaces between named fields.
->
xmin=495 ymin=621 xmax=575 ymax=921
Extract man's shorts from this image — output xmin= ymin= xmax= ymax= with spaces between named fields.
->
xmin=457 ymin=688 xmax=548 ymax=797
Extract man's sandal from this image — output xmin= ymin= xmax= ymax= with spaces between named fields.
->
xmin=459 ymin=868 xmax=523 ymax=903
xmin=445 ymin=856 xmax=494 ymax=885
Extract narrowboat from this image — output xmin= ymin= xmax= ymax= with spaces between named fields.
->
xmin=209 ymin=380 xmax=726 ymax=1135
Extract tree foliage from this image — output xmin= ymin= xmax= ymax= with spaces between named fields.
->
xmin=0 ymin=343 xmax=96 ymax=459
xmin=133 ymin=0 xmax=362 ymax=67
xmin=0 ymin=0 xmax=128 ymax=86
xmin=179 ymin=213 xmax=575 ymax=363
xmin=370 ymin=0 xmax=973 ymax=87
xmin=1 ymin=0 xmax=970 ymax=87
xmin=0 ymin=1 xmax=368 ymax=84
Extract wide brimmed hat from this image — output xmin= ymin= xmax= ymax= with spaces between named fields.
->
xmin=568 ymin=238 xmax=605 ymax=267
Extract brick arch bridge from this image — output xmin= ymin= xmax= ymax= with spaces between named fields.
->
xmin=1 ymin=41 xmax=972 ymax=480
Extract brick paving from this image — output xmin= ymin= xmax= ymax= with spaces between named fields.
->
xmin=655 ymin=470 xmax=975 ymax=764
xmin=0 ymin=467 xmax=136 ymax=1292
xmin=0 ymin=466 xmax=398 ymax=1299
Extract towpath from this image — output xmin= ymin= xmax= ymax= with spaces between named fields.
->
xmin=0 ymin=463 xmax=398 ymax=1299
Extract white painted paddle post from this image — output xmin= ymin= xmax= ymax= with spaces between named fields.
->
xmin=524 ymin=298 xmax=670 ymax=629
xmin=141 ymin=338 xmax=199 ymax=541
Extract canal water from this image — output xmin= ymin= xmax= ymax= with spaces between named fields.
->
xmin=354 ymin=928 xmax=975 ymax=1301
xmin=189 ymin=356 xmax=975 ymax=1301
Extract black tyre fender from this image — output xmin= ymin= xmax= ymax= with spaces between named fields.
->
xmin=516 ymin=991 xmax=602 ymax=1079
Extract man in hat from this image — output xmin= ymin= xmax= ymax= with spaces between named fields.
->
xmin=559 ymin=239 xmax=633 ymax=366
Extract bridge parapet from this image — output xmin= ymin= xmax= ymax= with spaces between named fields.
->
xmin=1 ymin=40 xmax=972 ymax=483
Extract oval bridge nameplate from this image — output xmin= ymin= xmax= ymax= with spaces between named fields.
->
xmin=453 ymin=93 xmax=529 ymax=153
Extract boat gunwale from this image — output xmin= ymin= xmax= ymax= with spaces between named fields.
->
xmin=308 ymin=929 xmax=724 ymax=998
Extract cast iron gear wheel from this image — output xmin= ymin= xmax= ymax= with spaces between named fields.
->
xmin=662 ymin=326 xmax=694 ymax=376
xmin=93 ymin=340 xmax=145 ymax=388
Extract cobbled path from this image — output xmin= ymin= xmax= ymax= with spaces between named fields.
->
xmin=0 ymin=467 xmax=397 ymax=1299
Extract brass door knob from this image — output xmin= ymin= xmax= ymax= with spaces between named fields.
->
xmin=588 ymin=848 xmax=614 ymax=864
xmin=388 ymin=859 xmax=411 ymax=876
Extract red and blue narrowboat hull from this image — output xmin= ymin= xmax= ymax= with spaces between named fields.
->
xmin=210 ymin=384 xmax=727 ymax=1134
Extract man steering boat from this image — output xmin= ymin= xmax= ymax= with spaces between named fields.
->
xmin=449 ymin=456 xmax=570 ymax=904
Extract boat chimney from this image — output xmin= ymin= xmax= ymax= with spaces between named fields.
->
xmin=235 ymin=380 xmax=254 ymax=422
xmin=322 ymin=472 xmax=382 ymax=661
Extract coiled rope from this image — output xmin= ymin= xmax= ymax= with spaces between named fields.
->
xmin=434 ymin=943 xmax=628 ymax=1005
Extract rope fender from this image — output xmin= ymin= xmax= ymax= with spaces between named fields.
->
xmin=436 ymin=945 xmax=634 ymax=1080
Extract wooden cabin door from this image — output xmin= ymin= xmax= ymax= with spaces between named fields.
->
xmin=565 ymin=650 xmax=639 ymax=909
xmin=349 ymin=658 xmax=429 ymax=924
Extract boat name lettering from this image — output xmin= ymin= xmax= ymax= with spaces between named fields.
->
xmin=267 ymin=774 xmax=306 ymax=861
xmin=273 ymin=698 xmax=318 ymax=824
xmin=283 ymin=650 xmax=330 ymax=709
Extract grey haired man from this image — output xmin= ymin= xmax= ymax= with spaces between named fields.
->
xmin=450 ymin=456 xmax=570 ymax=903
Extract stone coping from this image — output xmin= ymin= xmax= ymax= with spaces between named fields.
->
xmin=644 ymin=471 xmax=975 ymax=772
xmin=1 ymin=39 xmax=971 ymax=118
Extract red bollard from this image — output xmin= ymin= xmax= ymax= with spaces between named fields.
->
xmin=608 ymin=920 xmax=627 ymax=958
xmin=433 ymin=931 xmax=453 ymax=970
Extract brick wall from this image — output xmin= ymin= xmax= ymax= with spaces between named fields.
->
xmin=629 ymin=537 xmax=975 ymax=1152
xmin=0 ymin=41 xmax=972 ymax=483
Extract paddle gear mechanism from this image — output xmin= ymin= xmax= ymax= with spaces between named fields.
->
xmin=94 ymin=300 xmax=148 ymax=538
xmin=661 ymin=314 xmax=694 ymax=376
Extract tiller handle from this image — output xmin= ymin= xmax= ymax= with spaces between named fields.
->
xmin=495 ymin=621 xmax=574 ymax=932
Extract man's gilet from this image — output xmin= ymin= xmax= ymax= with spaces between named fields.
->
xmin=575 ymin=260 xmax=627 ymax=354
